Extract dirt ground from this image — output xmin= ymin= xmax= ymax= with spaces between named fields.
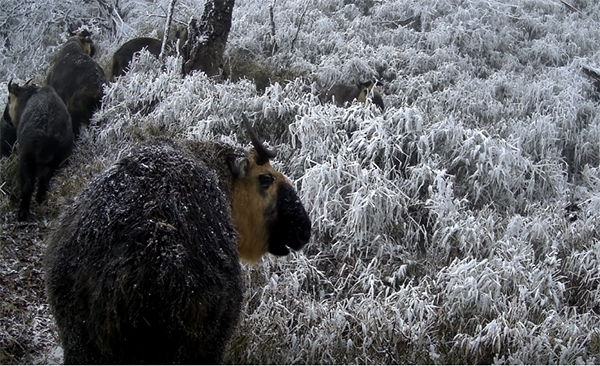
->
xmin=0 ymin=212 xmax=62 ymax=364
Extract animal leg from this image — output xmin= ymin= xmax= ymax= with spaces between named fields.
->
xmin=18 ymin=158 xmax=36 ymax=221
xmin=36 ymin=164 xmax=57 ymax=204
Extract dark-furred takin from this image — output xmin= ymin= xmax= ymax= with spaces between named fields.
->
xmin=320 ymin=81 xmax=385 ymax=111
xmin=45 ymin=31 xmax=106 ymax=137
xmin=111 ymin=30 xmax=186 ymax=80
xmin=111 ymin=37 xmax=163 ymax=80
xmin=44 ymin=115 xmax=311 ymax=364
xmin=6 ymin=81 xmax=73 ymax=221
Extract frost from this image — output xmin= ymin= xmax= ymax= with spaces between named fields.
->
xmin=2 ymin=0 xmax=600 ymax=364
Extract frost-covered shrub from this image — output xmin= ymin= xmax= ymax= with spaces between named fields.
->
xmin=3 ymin=0 xmax=600 ymax=364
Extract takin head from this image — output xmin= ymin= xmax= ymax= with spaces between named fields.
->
xmin=66 ymin=25 xmax=96 ymax=56
xmin=356 ymin=81 xmax=385 ymax=111
xmin=53 ymin=30 xmax=97 ymax=59
xmin=230 ymin=115 xmax=311 ymax=264
xmin=78 ymin=30 xmax=96 ymax=57
xmin=6 ymin=79 xmax=39 ymax=128
xmin=2 ymin=80 xmax=24 ymax=157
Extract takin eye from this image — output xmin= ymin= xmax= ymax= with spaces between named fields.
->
xmin=258 ymin=174 xmax=275 ymax=190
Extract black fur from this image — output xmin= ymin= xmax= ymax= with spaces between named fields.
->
xmin=10 ymin=84 xmax=73 ymax=221
xmin=111 ymin=31 xmax=187 ymax=80
xmin=46 ymin=34 xmax=106 ymax=137
xmin=111 ymin=37 xmax=163 ymax=80
xmin=320 ymin=83 xmax=362 ymax=107
xmin=268 ymin=183 xmax=312 ymax=256
xmin=0 ymin=107 xmax=16 ymax=157
xmin=370 ymin=90 xmax=385 ymax=111
xmin=44 ymin=140 xmax=244 ymax=364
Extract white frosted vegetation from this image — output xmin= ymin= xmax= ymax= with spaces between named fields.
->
xmin=1 ymin=0 xmax=600 ymax=364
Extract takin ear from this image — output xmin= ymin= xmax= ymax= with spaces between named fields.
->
xmin=67 ymin=24 xmax=77 ymax=37
xmin=227 ymin=154 xmax=249 ymax=179
xmin=8 ymin=79 xmax=18 ymax=94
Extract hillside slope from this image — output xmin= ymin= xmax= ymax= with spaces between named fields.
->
xmin=1 ymin=0 xmax=600 ymax=363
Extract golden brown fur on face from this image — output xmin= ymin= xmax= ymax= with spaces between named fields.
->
xmin=357 ymin=81 xmax=384 ymax=110
xmin=8 ymin=91 xmax=17 ymax=125
xmin=231 ymin=150 xmax=289 ymax=264
xmin=81 ymin=41 xmax=93 ymax=57
xmin=357 ymin=84 xmax=371 ymax=103
xmin=77 ymin=30 xmax=95 ymax=57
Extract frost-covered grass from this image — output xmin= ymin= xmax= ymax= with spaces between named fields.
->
xmin=1 ymin=0 xmax=600 ymax=364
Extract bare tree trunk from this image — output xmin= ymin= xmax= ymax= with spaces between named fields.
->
xmin=182 ymin=0 xmax=235 ymax=77
xmin=268 ymin=0 xmax=278 ymax=56
xmin=160 ymin=0 xmax=177 ymax=59
xmin=95 ymin=0 xmax=123 ymax=36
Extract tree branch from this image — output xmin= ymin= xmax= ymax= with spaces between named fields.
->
xmin=269 ymin=0 xmax=278 ymax=56
xmin=290 ymin=0 xmax=310 ymax=52
xmin=160 ymin=0 xmax=177 ymax=59
xmin=560 ymin=0 xmax=581 ymax=14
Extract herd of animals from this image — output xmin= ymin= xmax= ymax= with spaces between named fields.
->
xmin=0 ymin=28 xmax=384 ymax=363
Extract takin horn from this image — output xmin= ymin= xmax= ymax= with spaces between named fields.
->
xmin=241 ymin=113 xmax=276 ymax=166
xmin=7 ymin=79 xmax=17 ymax=94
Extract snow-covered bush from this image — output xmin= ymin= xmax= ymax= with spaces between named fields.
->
xmin=2 ymin=0 xmax=600 ymax=364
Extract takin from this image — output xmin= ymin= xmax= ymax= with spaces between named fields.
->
xmin=44 ymin=114 xmax=311 ymax=364
xmin=1 ymin=106 xmax=16 ymax=157
xmin=319 ymin=81 xmax=385 ymax=111
xmin=111 ymin=29 xmax=187 ymax=80
xmin=5 ymin=80 xmax=73 ymax=221
xmin=110 ymin=37 xmax=162 ymax=80
xmin=45 ymin=30 xmax=106 ymax=137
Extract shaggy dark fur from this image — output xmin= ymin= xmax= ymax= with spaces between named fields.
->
xmin=111 ymin=30 xmax=187 ymax=80
xmin=44 ymin=140 xmax=245 ymax=364
xmin=0 ymin=107 xmax=16 ymax=157
xmin=45 ymin=34 xmax=106 ymax=137
xmin=111 ymin=38 xmax=162 ymax=80
xmin=7 ymin=83 xmax=73 ymax=221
